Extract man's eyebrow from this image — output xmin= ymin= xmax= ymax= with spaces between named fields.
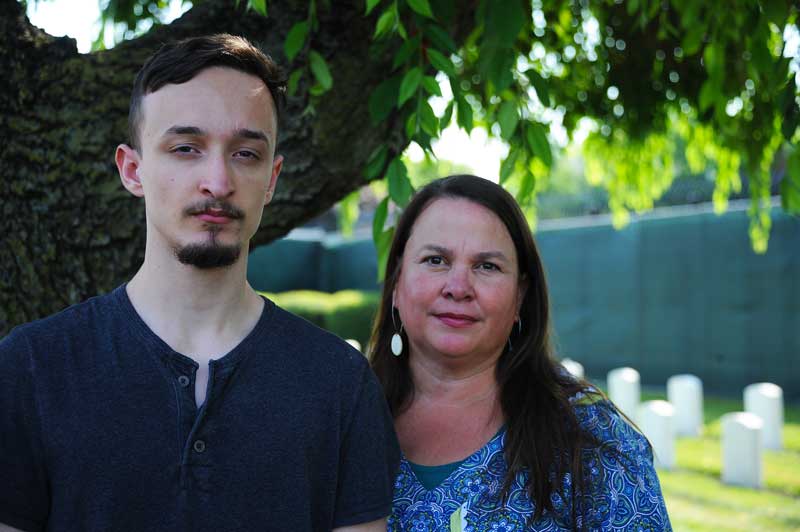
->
xmin=234 ymin=128 xmax=273 ymax=151
xmin=164 ymin=125 xmax=205 ymax=137
xmin=161 ymin=126 xmax=271 ymax=148
xmin=234 ymin=128 xmax=270 ymax=144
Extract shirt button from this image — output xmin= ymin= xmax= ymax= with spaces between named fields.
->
xmin=178 ymin=375 xmax=190 ymax=387
xmin=193 ymin=440 xmax=206 ymax=453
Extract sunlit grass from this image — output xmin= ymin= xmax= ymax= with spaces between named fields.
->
xmin=639 ymin=393 xmax=800 ymax=531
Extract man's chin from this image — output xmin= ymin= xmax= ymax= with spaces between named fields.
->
xmin=174 ymin=242 xmax=241 ymax=269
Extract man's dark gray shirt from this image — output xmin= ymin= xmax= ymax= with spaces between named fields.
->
xmin=0 ymin=285 xmax=400 ymax=531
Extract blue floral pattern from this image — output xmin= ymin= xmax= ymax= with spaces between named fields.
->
xmin=388 ymin=397 xmax=672 ymax=531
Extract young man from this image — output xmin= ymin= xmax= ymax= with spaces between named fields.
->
xmin=0 ymin=34 xmax=399 ymax=532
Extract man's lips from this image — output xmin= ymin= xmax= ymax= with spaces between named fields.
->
xmin=195 ymin=210 xmax=237 ymax=224
xmin=434 ymin=312 xmax=479 ymax=328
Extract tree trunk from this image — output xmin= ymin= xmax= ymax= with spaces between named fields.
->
xmin=0 ymin=0 xmax=406 ymax=335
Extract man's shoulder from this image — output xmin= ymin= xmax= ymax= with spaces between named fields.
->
xmin=1 ymin=288 xmax=122 ymax=357
xmin=263 ymin=300 xmax=369 ymax=373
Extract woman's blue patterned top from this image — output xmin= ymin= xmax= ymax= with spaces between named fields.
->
xmin=388 ymin=396 xmax=672 ymax=531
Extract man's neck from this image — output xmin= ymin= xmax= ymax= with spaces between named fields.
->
xmin=126 ymin=247 xmax=263 ymax=362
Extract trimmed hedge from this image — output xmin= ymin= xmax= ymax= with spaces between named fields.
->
xmin=261 ymin=290 xmax=380 ymax=351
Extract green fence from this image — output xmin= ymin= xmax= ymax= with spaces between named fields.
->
xmin=248 ymin=200 xmax=800 ymax=399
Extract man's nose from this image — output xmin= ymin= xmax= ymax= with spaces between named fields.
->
xmin=199 ymin=154 xmax=234 ymax=198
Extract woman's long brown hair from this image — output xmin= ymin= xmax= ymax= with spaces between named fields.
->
xmin=369 ymin=175 xmax=601 ymax=525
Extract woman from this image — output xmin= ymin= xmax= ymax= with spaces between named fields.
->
xmin=370 ymin=175 xmax=671 ymax=531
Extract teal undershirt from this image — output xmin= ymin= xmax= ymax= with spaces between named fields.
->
xmin=408 ymin=426 xmax=506 ymax=490
xmin=407 ymin=459 xmax=465 ymax=490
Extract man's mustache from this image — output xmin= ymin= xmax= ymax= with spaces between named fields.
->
xmin=184 ymin=200 xmax=245 ymax=219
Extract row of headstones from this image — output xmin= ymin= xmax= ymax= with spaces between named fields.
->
xmin=560 ymin=359 xmax=784 ymax=489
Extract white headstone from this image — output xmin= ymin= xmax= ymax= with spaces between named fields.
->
xmin=607 ymin=367 xmax=640 ymax=421
xmin=721 ymin=412 xmax=763 ymax=488
xmin=561 ymin=358 xmax=585 ymax=379
xmin=345 ymin=339 xmax=362 ymax=352
xmin=744 ymin=383 xmax=783 ymax=450
xmin=667 ymin=374 xmax=704 ymax=437
xmin=637 ymin=400 xmax=676 ymax=469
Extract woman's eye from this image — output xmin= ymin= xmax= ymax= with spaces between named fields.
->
xmin=478 ymin=262 xmax=499 ymax=271
xmin=424 ymin=256 xmax=444 ymax=266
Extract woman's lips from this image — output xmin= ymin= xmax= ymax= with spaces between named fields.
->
xmin=434 ymin=313 xmax=478 ymax=328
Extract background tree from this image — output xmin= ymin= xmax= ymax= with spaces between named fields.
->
xmin=1 ymin=0 xmax=798 ymax=335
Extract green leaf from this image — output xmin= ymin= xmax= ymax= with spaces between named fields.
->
xmin=387 ymin=158 xmax=414 ymax=206
xmin=372 ymin=196 xmax=390 ymax=242
xmin=419 ymin=100 xmax=439 ymax=136
xmin=373 ymin=8 xmax=395 ymax=38
xmin=405 ymin=111 xmax=417 ymax=138
xmin=441 ymin=100 xmax=454 ymax=128
xmin=397 ymin=19 xmax=408 ymax=40
xmin=497 ymin=101 xmax=519 ymax=141
xmin=681 ymin=24 xmax=705 ymax=55
xmin=762 ymin=0 xmax=788 ymax=26
xmin=287 ymin=69 xmax=303 ymax=97
xmin=308 ymin=50 xmax=333 ymax=91
xmin=309 ymin=83 xmax=327 ymax=96
xmin=406 ymin=0 xmax=434 ymax=18
xmin=369 ymin=75 xmax=402 ymax=124
xmin=284 ymin=21 xmax=309 ymax=62
xmin=484 ymin=0 xmax=525 ymax=49
xmin=249 ymin=0 xmax=267 ymax=16
xmin=526 ymin=68 xmax=551 ymax=106
xmin=782 ymin=102 xmax=799 ymax=142
xmin=526 ymin=122 xmax=552 ymax=167
xmin=338 ymin=190 xmax=360 ymax=237
xmin=781 ymin=148 xmax=800 ymax=214
xmin=499 ymin=147 xmax=520 ymax=184
xmin=703 ymin=43 xmax=724 ymax=84
xmin=517 ymin=171 xmax=536 ymax=204
xmin=480 ymin=47 xmax=514 ymax=92
xmin=423 ymin=24 xmax=457 ymax=54
xmin=427 ymin=48 xmax=455 ymax=77
xmin=365 ymin=145 xmax=389 ymax=179
xmin=398 ymin=67 xmax=423 ymax=106
xmin=392 ymin=36 xmax=421 ymax=70
xmin=456 ymin=96 xmax=473 ymax=131
xmin=375 ymin=227 xmax=395 ymax=282
xmin=698 ymin=80 xmax=716 ymax=112
xmin=366 ymin=0 xmax=381 ymax=16
xmin=422 ymin=76 xmax=442 ymax=96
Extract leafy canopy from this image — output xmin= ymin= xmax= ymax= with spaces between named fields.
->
xmin=74 ymin=0 xmax=800 ymax=258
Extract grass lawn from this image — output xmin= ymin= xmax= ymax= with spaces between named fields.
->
xmin=641 ymin=392 xmax=800 ymax=531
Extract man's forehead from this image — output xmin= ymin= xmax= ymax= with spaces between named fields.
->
xmin=140 ymin=67 xmax=277 ymax=138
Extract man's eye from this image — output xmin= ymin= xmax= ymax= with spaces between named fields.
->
xmin=235 ymin=150 xmax=260 ymax=160
xmin=424 ymin=256 xmax=444 ymax=266
xmin=478 ymin=262 xmax=499 ymax=271
xmin=170 ymin=145 xmax=197 ymax=154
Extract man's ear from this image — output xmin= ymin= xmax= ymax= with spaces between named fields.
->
xmin=264 ymin=154 xmax=283 ymax=205
xmin=116 ymin=144 xmax=144 ymax=198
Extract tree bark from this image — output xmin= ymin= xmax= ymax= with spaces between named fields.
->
xmin=0 ymin=0 xmax=407 ymax=334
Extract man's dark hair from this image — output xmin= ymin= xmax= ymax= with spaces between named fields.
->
xmin=128 ymin=33 xmax=286 ymax=151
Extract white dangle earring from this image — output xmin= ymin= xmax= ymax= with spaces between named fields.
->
xmin=390 ymin=302 xmax=404 ymax=357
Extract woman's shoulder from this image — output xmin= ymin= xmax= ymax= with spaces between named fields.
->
xmin=568 ymin=387 xmax=651 ymax=453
